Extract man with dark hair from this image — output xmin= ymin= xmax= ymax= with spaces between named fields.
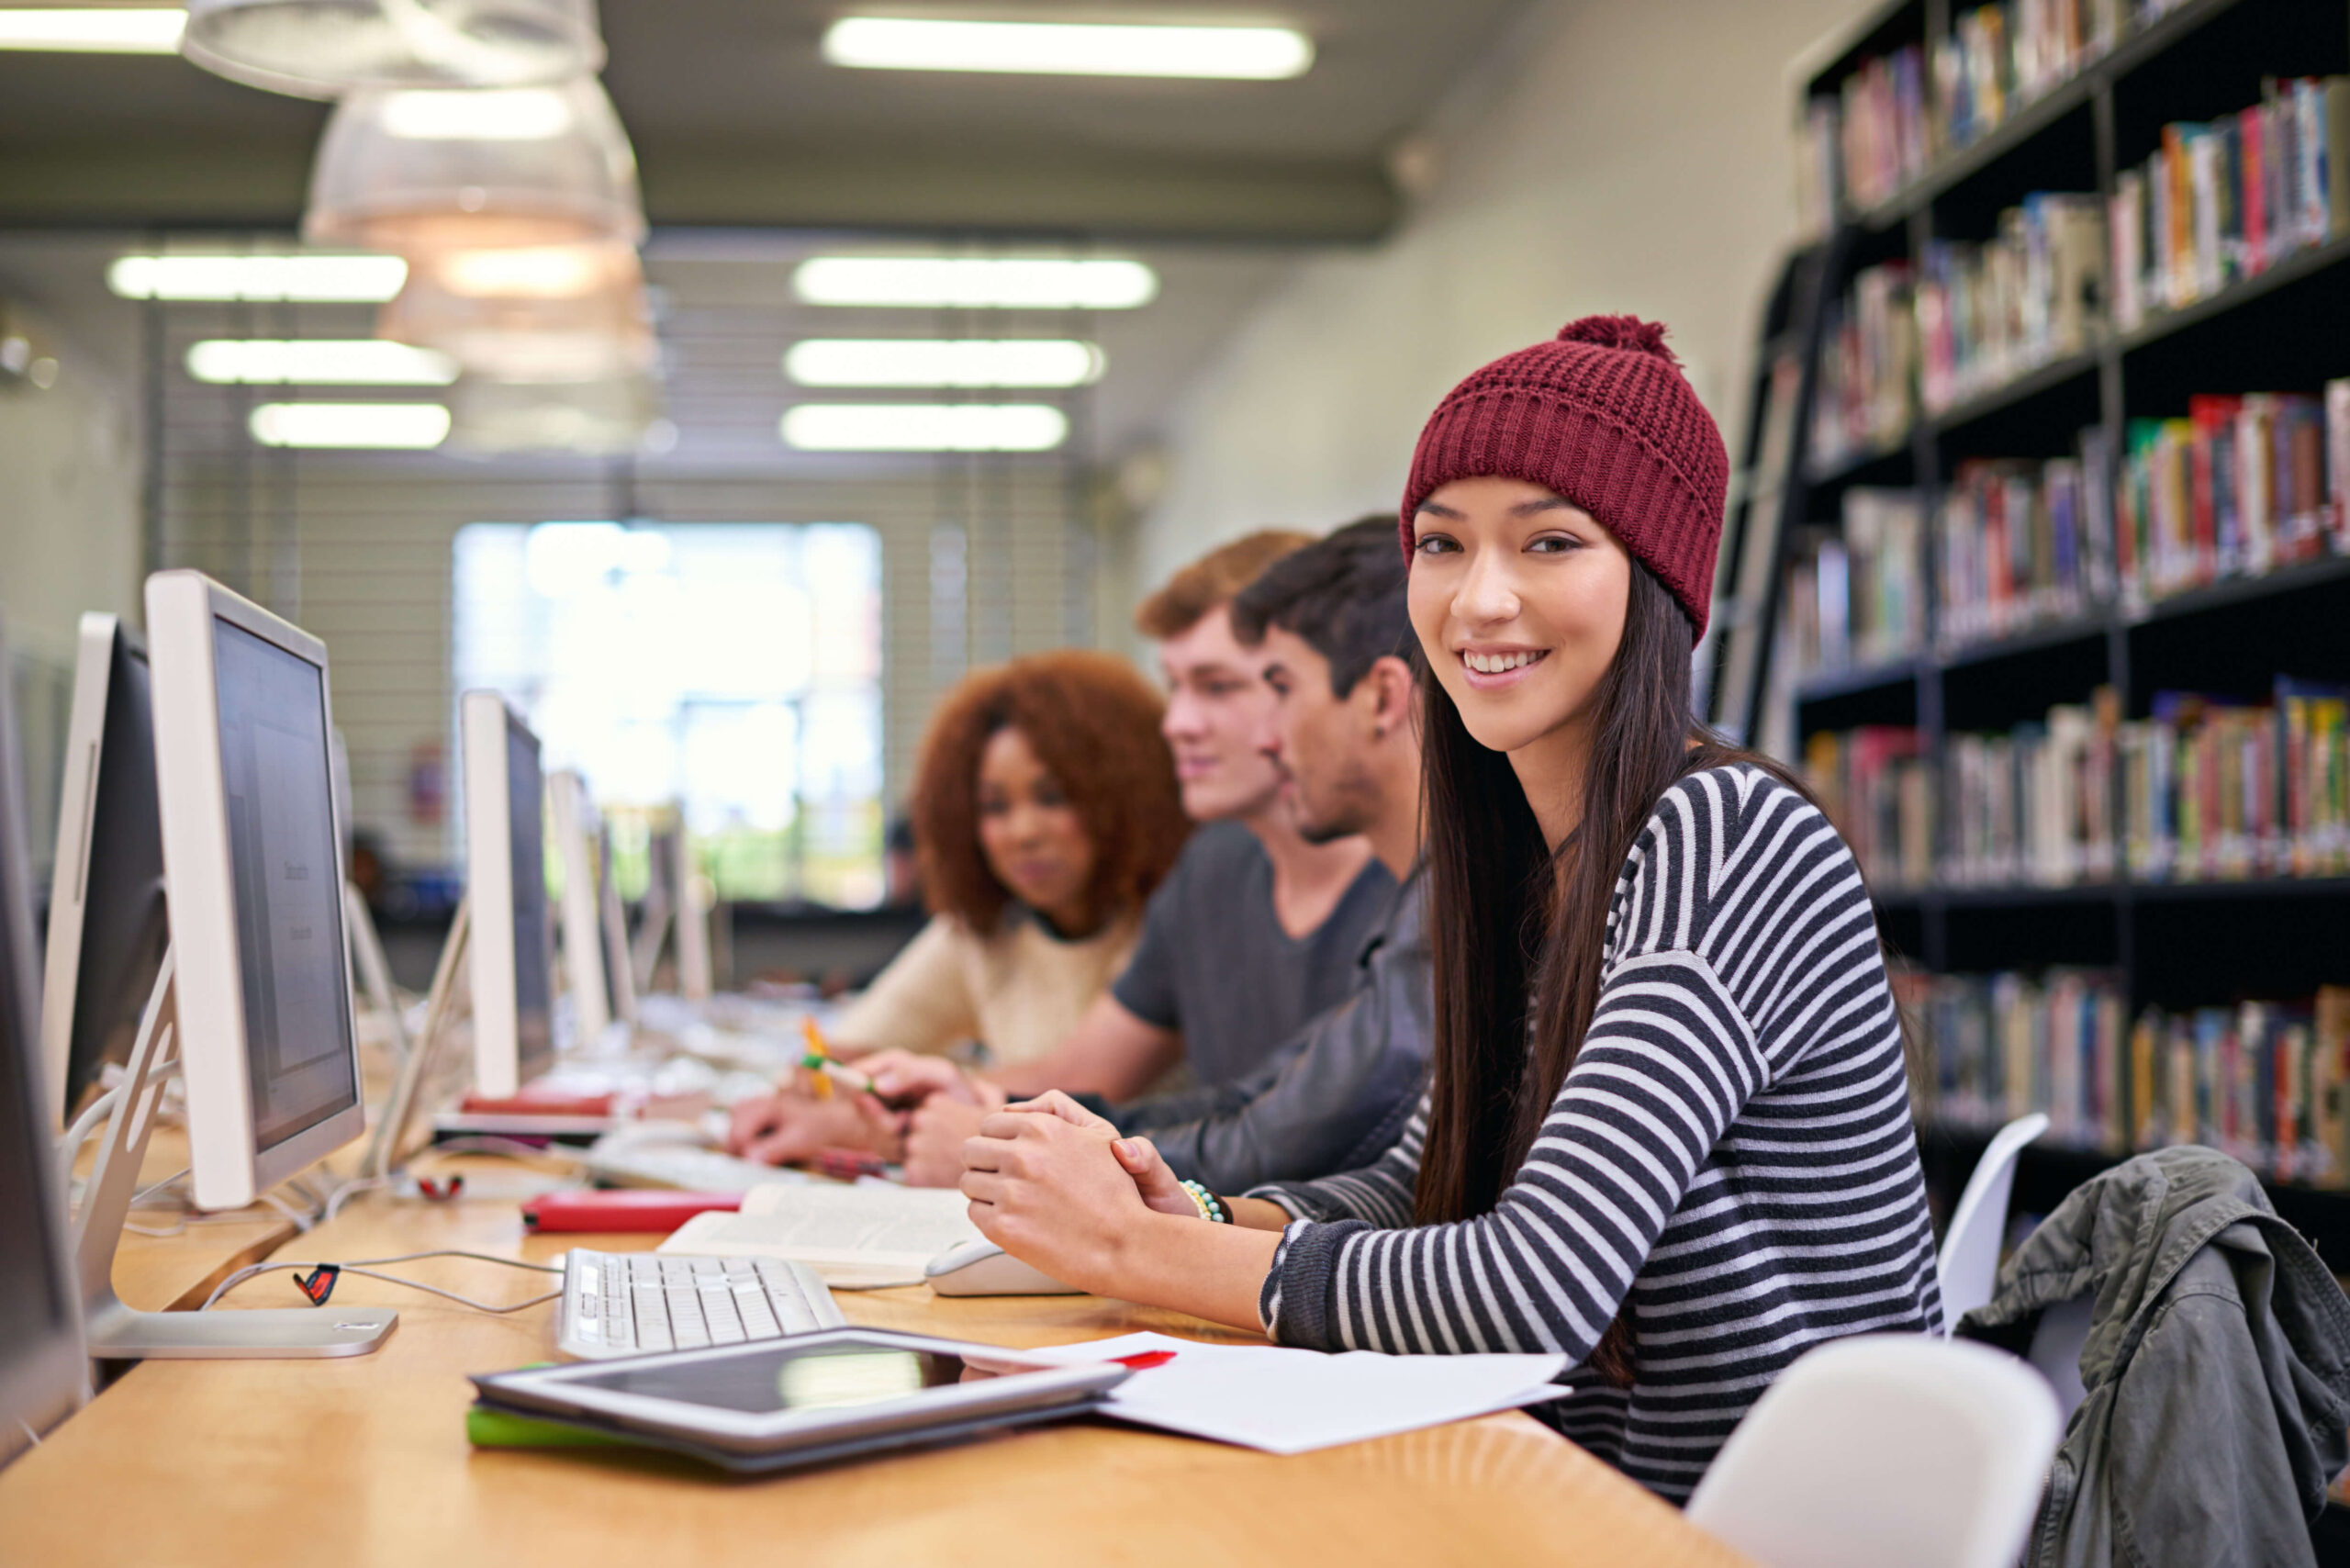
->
xmin=1229 ymin=515 xmax=1414 ymax=695
xmin=867 ymin=517 xmax=1434 ymax=1193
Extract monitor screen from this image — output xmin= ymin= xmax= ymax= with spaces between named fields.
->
xmin=60 ymin=632 xmax=168 ymax=1115
xmin=1 ymin=610 xmax=81 ymax=1463
xmin=0 ymin=933 xmax=72 ymax=1354
xmin=506 ymin=713 xmax=554 ymax=1081
xmin=210 ymin=620 xmax=360 ymax=1152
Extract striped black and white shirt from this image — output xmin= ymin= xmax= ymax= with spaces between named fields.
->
xmin=1248 ymin=764 xmax=1942 ymax=1502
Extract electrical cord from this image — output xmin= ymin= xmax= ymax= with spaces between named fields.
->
xmin=200 ymin=1250 xmax=565 ymax=1316
xmin=319 ymin=1176 xmax=395 ymax=1224
xmin=54 ymin=1055 xmax=182 ymax=1193
xmin=285 ymin=1173 xmax=335 ymax=1208
xmin=128 ymin=1167 xmax=191 ymax=1210
xmin=256 ymin=1189 xmax=325 ymax=1232
xmin=57 ymin=1084 xmax=128 ymax=1164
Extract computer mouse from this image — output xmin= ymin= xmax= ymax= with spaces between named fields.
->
xmin=923 ymin=1239 xmax=1083 ymax=1296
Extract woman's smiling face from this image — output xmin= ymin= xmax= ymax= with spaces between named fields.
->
xmin=1407 ymin=476 xmax=1632 ymax=760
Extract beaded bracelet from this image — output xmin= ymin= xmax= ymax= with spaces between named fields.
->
xmin=1178 ymin=1179 xmax=1230 ymax=1225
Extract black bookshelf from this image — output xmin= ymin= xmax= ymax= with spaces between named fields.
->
xmin=1918 ymin=1118 xmax=2350 ymax=1267
xmin=1765 ymin=0 xmax=2350 ymax=1246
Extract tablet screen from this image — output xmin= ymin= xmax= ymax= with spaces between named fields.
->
xmin=563 ymin=1340 xmax=970 ymax=1416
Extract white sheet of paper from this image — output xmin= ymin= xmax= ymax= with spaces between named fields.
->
xmin=658 ymin=1182 xmax=979 ymax=1286
xmin=1013 ymin=1332 xmax=1571 ymax=1454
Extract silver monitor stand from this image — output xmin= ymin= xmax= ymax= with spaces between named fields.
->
xmin=72 ymin=946 xmax=397 ymax=1360
xmin=364 ymin=895 xmax=471 ymax=1184
xmin=344 ymin=879 xmax=409 ymax=1064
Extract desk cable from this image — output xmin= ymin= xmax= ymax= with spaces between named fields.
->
xmin=54 ymin=1053 xmax=180 ymax=1194
xmin=118 ymin=1166 xmax=333 ymax=1238
xmin=201 ymin=1250 xmax=565 ymax=1316
xmin=310 ymin=1136 xmax=587 ymax=1224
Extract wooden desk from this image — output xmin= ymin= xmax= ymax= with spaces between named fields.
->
xmin=0 ymin=1169 xmax=1748 ymax=1568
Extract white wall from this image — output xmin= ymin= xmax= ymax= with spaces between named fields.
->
xmin=1136 ymin=0 xmax=1872 ymax=583
xmin=0 ymin=297 xmax=143 ymax=865
xmin=0 ymin=304 xmax=141 ymax=666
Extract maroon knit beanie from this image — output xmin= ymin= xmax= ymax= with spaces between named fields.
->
xmin=1399 ymin=315 xmax=1728 ymax=637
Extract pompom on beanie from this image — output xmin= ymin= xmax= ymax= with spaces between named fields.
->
xmin=1398 ymin=314 xmax=1729 ymax=637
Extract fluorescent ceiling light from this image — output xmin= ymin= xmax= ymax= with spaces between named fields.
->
xmin=187 ymin=340 xmax=459 ymax=386
xmin=108 ymin=254 xmax=409 ymax=302
xmin=822 ymin=17 xmax=1312 ymax=79
xmin=793 ymin=257 xmax=1157 ymax=310
xmin=785 ymin=339 xmax=1103 ymax=388
xmin=379 ymin=88 xmax=574 ymax=141
xmin=249 ymin=403 xmax=453 ymax=449
xmin=0 ymin=7 xmax=184 ymax=52
xmin=781 ymin=403 xmax=1069 ymax=453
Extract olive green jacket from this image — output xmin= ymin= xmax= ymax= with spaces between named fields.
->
xmin=1961 ymin=1146 xmax=2350 ymax=1568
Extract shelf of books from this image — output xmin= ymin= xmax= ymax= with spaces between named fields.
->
xmin=1777 ymin=0 xmax=2350 ymax=1246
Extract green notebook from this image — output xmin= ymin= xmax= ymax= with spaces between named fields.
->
xmin=466 ymin=1403 xmax=631 ymax=1451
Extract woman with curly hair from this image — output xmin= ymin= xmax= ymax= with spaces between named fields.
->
xmin=726 ymin=650 xmax=1189 ymax=1163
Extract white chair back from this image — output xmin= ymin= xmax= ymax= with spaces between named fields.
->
xmin=1938 ymin=1111 xmax=2049 ymax=1328
xmin=2026 ymin=1294 xmax=2094 ymax=1427
xmin=1687 ymin=1335 xmax=2060 ymax=1568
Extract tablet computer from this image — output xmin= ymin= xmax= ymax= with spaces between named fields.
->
xmin=470 ymin=1328 xmax=1128 ymax=1472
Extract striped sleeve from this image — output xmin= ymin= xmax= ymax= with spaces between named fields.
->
xmin=1255 ymin=768 xmax=1859 ymax=1360
xmin=1245 ymin=1101 xmax=1427 ymax=1336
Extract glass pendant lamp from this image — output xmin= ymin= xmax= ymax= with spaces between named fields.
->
xmin=182 ymin=0 xmax=603 ymax=99
xmin=304 ymin=76 xmax=643 ymax=252
xmin=376 ymin=240 xmax=655 ymax=382
xmin=447 ymin=370 xmax=661 ymax=454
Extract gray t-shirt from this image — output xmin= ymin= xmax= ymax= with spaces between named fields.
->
xmin=1110 ymin=820 xmax=1394 ymax=1087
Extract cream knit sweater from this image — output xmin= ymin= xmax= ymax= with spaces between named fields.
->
xmin=828 ymin=908 xmax=1140 ymax=1066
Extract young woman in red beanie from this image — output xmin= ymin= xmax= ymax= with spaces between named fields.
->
xmin=956 ymin=317 xmax=1943 ymax=1501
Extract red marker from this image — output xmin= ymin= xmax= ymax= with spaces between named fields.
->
xmin=960 ymin=1346 xmax=1179 ymax=1376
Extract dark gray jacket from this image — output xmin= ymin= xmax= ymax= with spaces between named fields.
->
xmin=1100 ymin=863 xmax=1429 ymax=1193
xmin=1959 ymin=1146 xmax=2350 ymax=1568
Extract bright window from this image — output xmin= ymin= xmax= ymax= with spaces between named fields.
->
xmin=452 ymin=521 xmax=885 ymax=907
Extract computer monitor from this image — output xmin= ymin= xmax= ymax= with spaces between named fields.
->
xmin=39 ymin=613 xmax=170 ymax=1124
xmin=672 ymin=823 xmax=714 ymax=1002
xmin=146 ymin=570 xmax=366 ymax=1213
xmin=460 ymin=690 xmax=554 ymax=1098
xmin=630 ymin=816 xmax=678 ymax=993
xmin=0 ymin=605 xmax=89 ymax=1465
xmin=597 ymin=819 xmax=637 ymax=1028
xmin=548 ymin=768 xmax=611 ymax=1038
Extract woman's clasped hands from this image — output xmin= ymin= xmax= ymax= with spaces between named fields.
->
xmin=956 ymin=1091 xmax=1194 ymax=1294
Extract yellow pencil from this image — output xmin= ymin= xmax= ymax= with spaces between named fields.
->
xmin=800 ymin=1016 xmax=877 ymax=1099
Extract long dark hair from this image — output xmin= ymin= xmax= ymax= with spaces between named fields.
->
xmin=1413 ymin=560 xmax=1806 ymax=1387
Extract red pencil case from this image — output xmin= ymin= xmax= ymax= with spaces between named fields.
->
xmin=462 ymin=1091 xmax=618 ymax=1118
xmin=521 ymin=1190 xmax=743 ymax=1233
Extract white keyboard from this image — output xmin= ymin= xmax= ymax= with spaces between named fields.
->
xmin=557 ymin=1249 xmax=845 ymax=1360
xmin=582 ymin=1136 xmax=816 ymax=1194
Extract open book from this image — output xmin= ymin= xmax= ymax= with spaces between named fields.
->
xmin=658 ymin=1182 xmax=981 ymax=1287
